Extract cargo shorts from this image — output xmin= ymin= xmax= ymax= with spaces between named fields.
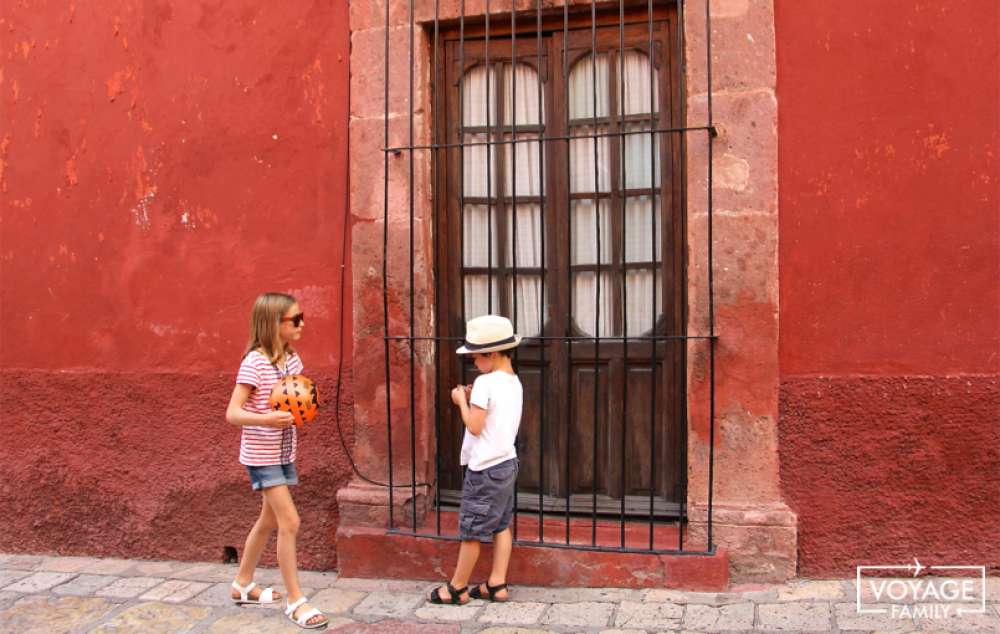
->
xmin=459 ymin=458 xmax=519 ymax=542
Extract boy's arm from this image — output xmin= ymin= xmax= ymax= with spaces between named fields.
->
xmin=459 ymin=401 xmax=487 ymax=436
xmin=452 ymin=385 xmax=487 ymax=435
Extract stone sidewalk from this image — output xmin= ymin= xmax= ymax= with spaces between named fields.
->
xmin=0 ymin=554 xmax=997 ymax=633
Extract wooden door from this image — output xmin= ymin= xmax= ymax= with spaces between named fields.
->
xmin=435 ymin=10 xmax=686 ymax=518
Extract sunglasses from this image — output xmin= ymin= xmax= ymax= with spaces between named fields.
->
xmin=280 ymin=312 xmax=305 ymax=327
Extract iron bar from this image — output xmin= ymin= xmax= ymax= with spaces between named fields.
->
xmin=486 ymin=0 xmax=493 ymax=312
xmin=647 ymin=0 xmax=657 ymax=552
xmin=459 ymin=0 xmax=468 ymax=474
xmin=618 ymin=0 xmax=628 ymax=549
xmin=383 ymin=125 xmax=714 ymax=153
xmin=675 ymin=0 xmax=686 ymax=553
xmin=408 ymin=0 xmax=418 ymax=534
xmin=705 ymin=0 xmax=716 ymax=553
xmin=386 ymin=528 xmax=717 ymax=556
xmin=383 ymin=0 xmax=394 ymax=530
xmin=562 ymin=0 xmax=572 ymax=546
xmin=589 ymin=0 xmax=600 ymax=549
xmin=384 ymin=334 xmax=717 ymax=342
xmin=433 ymin=0 xmax=442 ymax=537
xmin=511 ymin=0 xmax=519 ymax=542
xmin=536 ymin=0 xmax=546 ymax=543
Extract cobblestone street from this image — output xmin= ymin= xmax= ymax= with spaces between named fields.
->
xmin=0 ymin=554 xmax=997 ymax=633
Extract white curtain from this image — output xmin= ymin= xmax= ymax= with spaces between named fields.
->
xmin=569 ymin=50 xmax=662 ymax=336
xmin=460 ymin=51 xmax=663 ymax=338
xmin=462 ymin=63 xmax=545 ymax=336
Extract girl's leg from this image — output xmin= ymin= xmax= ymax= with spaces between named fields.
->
xmin=232 ymin=494 xmax=280 ymax=600
xmin=262 ymin=485 xmax=327 ymax=627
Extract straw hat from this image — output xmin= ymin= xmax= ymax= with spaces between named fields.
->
xmin=456 ymin=315 xmax=522 ymax=354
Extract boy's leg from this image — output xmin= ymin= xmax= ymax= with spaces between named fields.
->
xmin=485 ymin=527 xmax=512 ymax=600
xmin=451 ymin=540 xmax=481 ymax=589
xmin=431 ymin=540 xmax=477 ymax=602
xmin=476 ymin=459 xmax=517 ymax=600
xmin=233 ymin=494 xmax=280 ymax=600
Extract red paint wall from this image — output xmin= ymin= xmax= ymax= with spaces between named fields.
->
xmin=776 ymin=0 xmax=999 ymax=575
xmin=0 ymin=1 xmax=353 ymax=569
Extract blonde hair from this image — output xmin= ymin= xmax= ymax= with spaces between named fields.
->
xmin=244 ymin=292 xmax=297 ymax=364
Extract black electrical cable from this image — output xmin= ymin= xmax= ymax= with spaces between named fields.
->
xmin=330 ymin=42 xmax=434 ymax=491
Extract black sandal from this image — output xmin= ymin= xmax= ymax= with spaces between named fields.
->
xmin=469 ymin=581 xmax=509 ymax=602
xmin=428 ymin=582 xmax=469 ymax=605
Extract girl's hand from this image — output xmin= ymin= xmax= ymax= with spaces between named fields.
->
xmin=451 ymin=385 xmax=468 ymax=407
xmin=266 ymin=411 xmax=295 ymax=429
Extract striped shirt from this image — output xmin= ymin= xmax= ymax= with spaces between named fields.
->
xmin=236 ymin=350 xmax=303 ymax=466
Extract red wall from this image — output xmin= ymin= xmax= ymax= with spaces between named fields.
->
xmin=776 ymin=0 xmax=999 ymax=575
xmin=0 ymin=1 xmax=353 ymax=569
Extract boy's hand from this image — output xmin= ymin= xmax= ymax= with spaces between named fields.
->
xmin=266 ymin=410 xmax=295 ymax=429
xmin=451 ymin=385 xmax=468 ymax=407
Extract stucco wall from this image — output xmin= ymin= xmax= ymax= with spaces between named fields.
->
xmin=776 ymin=0 xmax=1000 ymax=575
xmin=0 ymin=1 xmax=353 ymax=569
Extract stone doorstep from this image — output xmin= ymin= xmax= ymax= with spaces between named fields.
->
xmin=336 ymin=525 xmax=729 ymax=590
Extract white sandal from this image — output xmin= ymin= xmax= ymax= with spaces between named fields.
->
xmin=285 ymin=596 xmax=328 ymax=629
xmin=231 ymin=580 xmax=278 ymax=605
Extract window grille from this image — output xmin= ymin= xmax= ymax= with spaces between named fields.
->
xmin=380 ymin=0 xmax=718 ymax=555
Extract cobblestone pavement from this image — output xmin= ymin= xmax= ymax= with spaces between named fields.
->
xmin=0 ymin=554 xmax=997 ymax=633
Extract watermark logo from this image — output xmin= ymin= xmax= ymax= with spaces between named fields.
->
xmin=856 ymin=558 xmax=987 ymax=619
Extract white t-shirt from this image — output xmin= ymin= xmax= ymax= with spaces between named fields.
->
xmin=460 ymin=371 xmax=523 ymax=471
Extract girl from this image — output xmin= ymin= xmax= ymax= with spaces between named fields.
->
xmin=225 ymin=292 xmax=328 ymax=630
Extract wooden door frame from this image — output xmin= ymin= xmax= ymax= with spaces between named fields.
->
xmin=433 ymin=3 xmax=687 ymax=517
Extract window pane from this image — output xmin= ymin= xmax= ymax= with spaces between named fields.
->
xmin=571 ymin=199 xmax=611 ymax=265
xmin=462 ymin=64 xmax=498 ymax=127
xmin=625 ymin=269 xmax=661 ymax=335
xmin=617 ymin=50 xmax=658 ymax=116
xmin=503 ymin=134 xmax=544 ymax=197
xmin=502 ymin=63 xmax=543 ymax=126
xmin=568 ymin=53 xmax=609 ymax=119
xmin=622 ymin=123 xmax=660 ymax=189
xmin=463 ymin=205 xmax=499 ymax=268
xmin=570 ymin=126 xmax=611 ymax=193
xmin=464 ymin=274 xmax=500 ymax=319
xmin=463 ymin=133 xmax=496 ymax=198
xmin=510 ymin=275 xmax=545 ymax=337
xmin=624 ymin=196 xmax=662 ymax=263
xmin=505 ymin=203 xmax=544 ymax=268
xmin=573 ymin=271 xmax=613 ymax=337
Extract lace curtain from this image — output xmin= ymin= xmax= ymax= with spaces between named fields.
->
xmin=461 ymin=51 xmax=661 ymax=338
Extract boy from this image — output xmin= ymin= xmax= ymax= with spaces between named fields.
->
xmin=428 ymin=314 xmax=523 ymax=604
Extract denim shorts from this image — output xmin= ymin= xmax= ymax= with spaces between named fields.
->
xmin=245 ymin=463 xmax=298 ymax=491
xmin=459 ymin=458 xmax=518 ymax=542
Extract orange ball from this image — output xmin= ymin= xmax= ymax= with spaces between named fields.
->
xmin=268 ymin=374 xmax=319 ymax=426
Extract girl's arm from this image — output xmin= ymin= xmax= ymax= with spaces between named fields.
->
xmin=226 ymin=384 xmax=294 ymax=428
xmin=451 ymin=386 xmax=487 ymax=435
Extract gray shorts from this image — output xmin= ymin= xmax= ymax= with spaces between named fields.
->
xmin=459 ymin=458 xmax=518 ymax=542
